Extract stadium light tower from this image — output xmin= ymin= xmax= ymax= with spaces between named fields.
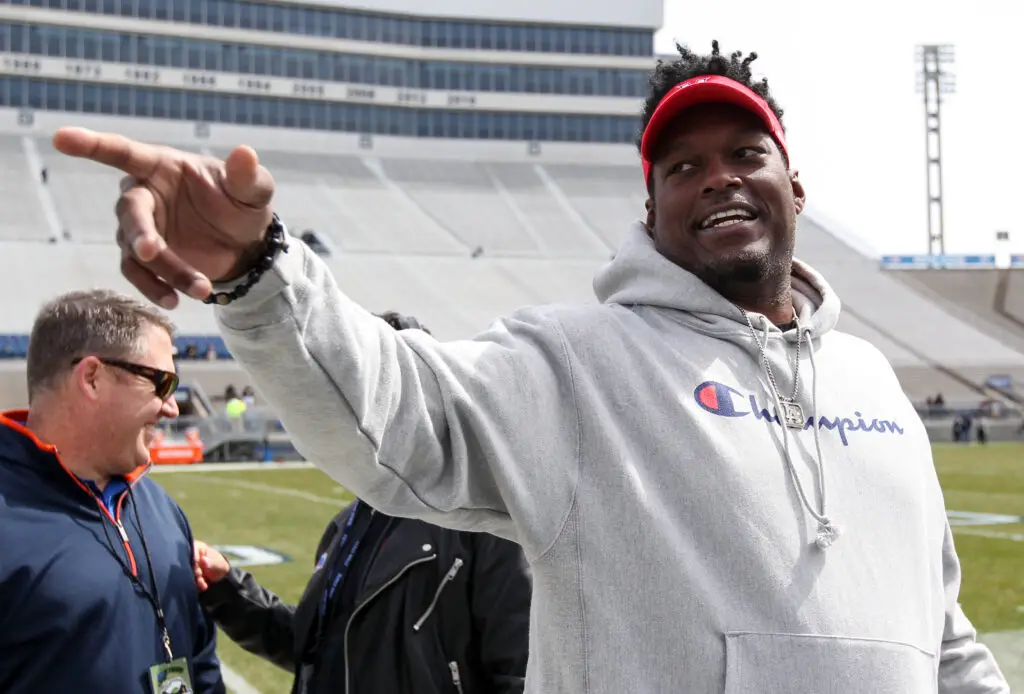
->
xmin=915 ymin=44 xmax=956 ymax=258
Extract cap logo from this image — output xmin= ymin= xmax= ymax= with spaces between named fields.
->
xmin=677 ymin=77 xmax=711 ymax=91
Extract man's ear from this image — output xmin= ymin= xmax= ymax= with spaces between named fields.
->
xmin=790 ymin=170 xmax=806 ymax=215
xmin=644 ymin=197 xmax=655 ymax=235
xmin=74 ymin=357 xmax=103 ymax=403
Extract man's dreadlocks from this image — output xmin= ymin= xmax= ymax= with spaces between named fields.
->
xmin=637 ymin=40 xmax=786 ymax=160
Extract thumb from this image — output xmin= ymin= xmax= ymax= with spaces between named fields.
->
xmin=222 ymin=145 xmax=275 ymax=210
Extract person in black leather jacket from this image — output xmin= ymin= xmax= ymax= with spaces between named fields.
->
xmin=194 ymin=312 xmax=531 ymax=694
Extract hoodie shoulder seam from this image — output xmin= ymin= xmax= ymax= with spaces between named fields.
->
xmin=530 ymin=312 xmax=590 ymax=693
xmin=531 ymin=313 xmax=583 ymax=564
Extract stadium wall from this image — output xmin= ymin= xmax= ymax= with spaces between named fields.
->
xmin=278 ymin=0 xmax=664 ymax=28
xmin=0 ymin=108 xmax=643 ymax=164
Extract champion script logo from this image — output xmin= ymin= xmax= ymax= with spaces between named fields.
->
xmin=693 ymin=380 xmax=904 ymax=447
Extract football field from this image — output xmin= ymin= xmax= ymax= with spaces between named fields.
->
xmin=155 ymin=443 xmax=1024 ymax=693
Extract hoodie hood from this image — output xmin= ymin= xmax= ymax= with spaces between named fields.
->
xmin=594 ymin=221 xmax=842 ymax=339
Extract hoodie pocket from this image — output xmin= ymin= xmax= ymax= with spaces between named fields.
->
xmin=724 ymin=631 xmax=936 ymax=694
xmin=413 ymin=558 xmax=464 ymax=632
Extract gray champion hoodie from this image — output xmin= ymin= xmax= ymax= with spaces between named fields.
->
xmin=215 ymin=220 xmax=1007 ymax=694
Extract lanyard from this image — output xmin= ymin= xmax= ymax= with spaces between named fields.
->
xmin=100 ymin=485 xmax=174 ymax=662
xmin=319 ymin=500 xmax=374 ymax=621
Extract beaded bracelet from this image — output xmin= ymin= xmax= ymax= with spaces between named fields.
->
xmin=203 ymin=214 xmax=289 ymax=306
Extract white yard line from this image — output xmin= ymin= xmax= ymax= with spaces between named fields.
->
xmin=150 ymin=461 xmax=314 ymax=474
xmin=954 ymin=528 xmax=1024 ymax=542
xmin=222 ymin=663 xmax=263 ymax=694
xmin=199 ymin=476 xmax=348 ymax=506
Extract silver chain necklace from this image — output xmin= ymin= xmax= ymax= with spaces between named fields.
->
xmin=743 ymin=309 xmax=805 ymax=430
xmin=741 ymin=308 xmax=841 ymax=550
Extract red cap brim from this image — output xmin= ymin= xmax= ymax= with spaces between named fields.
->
xmin=640 ymin=74 xmax=788 ymax=184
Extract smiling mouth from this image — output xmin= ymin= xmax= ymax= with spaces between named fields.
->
xmin=699 ymin=207 xmax=757 ymax=230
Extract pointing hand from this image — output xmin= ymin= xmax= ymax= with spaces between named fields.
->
xmin=51 ymin=128 xmax=277 ymax=309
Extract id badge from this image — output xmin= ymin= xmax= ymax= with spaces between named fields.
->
xmin=149 ymin=657 xmax=193 ymax=694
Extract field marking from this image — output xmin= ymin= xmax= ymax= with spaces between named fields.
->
xmin=222 ymin=663 xmax=262 ymax=694
xmin=954 ymin=528 xmax=1024 ymax=542
xmin=150 ymin=461 xmax=314 ymax=474
xmin=200 ymin=476 xmax=348 ymax=507
xmin=948 ymin=510 xmax=1024 ymax=526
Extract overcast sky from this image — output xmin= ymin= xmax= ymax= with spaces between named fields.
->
xmin=654 ymin=0 xmax=1022 ymax=256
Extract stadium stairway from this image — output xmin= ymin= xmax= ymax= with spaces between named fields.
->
xmin=893 ymin=269 xmax=1024 ymax=356
xmin=0 ymin=135 xmax=56 ymax=242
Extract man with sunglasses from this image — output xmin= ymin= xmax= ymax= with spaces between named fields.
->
xmin=0 ymin=289 xmax=225 ymax=694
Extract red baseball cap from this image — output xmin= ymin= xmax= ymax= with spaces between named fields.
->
xmin=640 ymin=74 xmax=789 ymax=183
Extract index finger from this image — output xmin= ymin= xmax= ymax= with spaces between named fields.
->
xmin=52 ymin=127 xmax=163 ymax=180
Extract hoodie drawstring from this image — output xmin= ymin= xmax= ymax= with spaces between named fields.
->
xmin=749 ymin=315 xmax=840 ymax=550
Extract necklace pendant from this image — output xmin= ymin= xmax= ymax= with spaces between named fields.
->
xmin=779 ymin=399 xmax=805 ymax=430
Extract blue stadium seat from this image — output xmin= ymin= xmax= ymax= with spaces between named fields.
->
xmin=0 ymin=335 xmax=233 ymax=361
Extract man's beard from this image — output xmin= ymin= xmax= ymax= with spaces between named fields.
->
xmin=697 ymin=246 xmax=792 ymax=299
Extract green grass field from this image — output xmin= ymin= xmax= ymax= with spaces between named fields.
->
xmin=155 ymin=443 xmax=1024 ymax=693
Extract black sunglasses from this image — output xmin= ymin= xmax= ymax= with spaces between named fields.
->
xmin=72 ymin=357 xmax=179 ymax=400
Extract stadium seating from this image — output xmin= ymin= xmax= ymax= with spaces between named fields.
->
xmin=794 ymin=218 xmax=1024 ymax=368
xmin=544 ymin=163 xmax=648 ymax=250
xmin=379 ymin=158 xmax=542 ymax=256
xmin=893 ymin=269 xmax=1024 ymax=355
xmin=0 ymin=136 xmax=51 ymax=242
xmin=213 ymin=148 xmax=468 ymax=256
xmin=2 ymin=138 xmax=1022 ymax=412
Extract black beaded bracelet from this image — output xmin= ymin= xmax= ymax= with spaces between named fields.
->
xmin=203 ymin=214 xmax=290 ymax=306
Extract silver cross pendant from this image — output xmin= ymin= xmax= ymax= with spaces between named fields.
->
xmin=779 ymin=399 xmax=806 ymax=430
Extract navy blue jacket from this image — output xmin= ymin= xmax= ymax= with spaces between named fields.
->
xmin=0 ymin=412 xmax=225 ymax=693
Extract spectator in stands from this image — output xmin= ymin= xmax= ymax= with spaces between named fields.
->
xmin=241 ymin=385 xmax=256 ymax=407
xmin=57 ymin=39 xmax=1008 ymax=693
xmin=192 ymin=311 xmax=530 ymax=694
xmin=0 ymin=289 xmax=224 ymax=693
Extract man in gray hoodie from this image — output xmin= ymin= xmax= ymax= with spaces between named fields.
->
xmin=54 ymin=41 xmax=1006 ymax=694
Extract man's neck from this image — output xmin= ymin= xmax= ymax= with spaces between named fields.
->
xmin=700 ymin=262 xmax=794 ymax=326
xmin=24 ymin=408 xmax=109 ymax=490
xmin=734 ymin=295 xmax=795 ymax=326
xmin=724 ymin=277 xmax=794 ymax=326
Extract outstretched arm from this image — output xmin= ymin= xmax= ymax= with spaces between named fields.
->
xmin=213 ymin=236 xmax=581 ymax=554
xmin=50 ymin=128 xmax=580 ymax=557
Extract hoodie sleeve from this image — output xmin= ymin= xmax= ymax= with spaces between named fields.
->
xmin=937 ymin=522 xmax=1009 ymax=693
xmin=214 ymin=234 xmax=580 ymax=555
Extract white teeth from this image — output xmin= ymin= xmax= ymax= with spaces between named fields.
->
xmin=701 ymin=208 xmax=755 ymax=229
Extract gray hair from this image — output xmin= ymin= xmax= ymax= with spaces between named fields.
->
xmin=27 ymin=289 xmax=176 ymax=401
